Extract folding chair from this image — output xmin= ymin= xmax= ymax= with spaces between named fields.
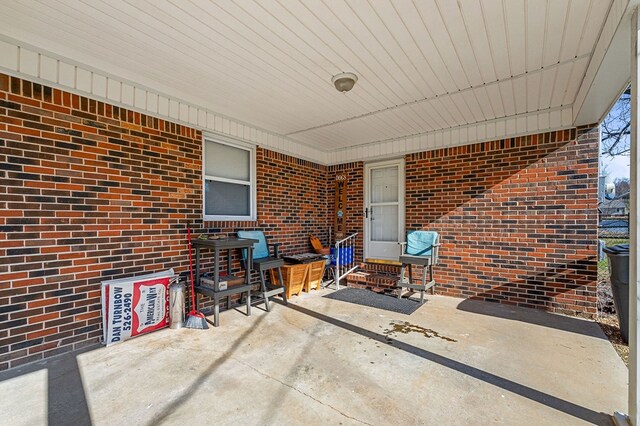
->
xmin=397 ymin=231 xmax=440 ymax=304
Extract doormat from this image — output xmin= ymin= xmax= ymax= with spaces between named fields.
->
xmin=323 ymin=287 xmax=422 ymax=315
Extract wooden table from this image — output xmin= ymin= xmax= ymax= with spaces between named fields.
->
xmin=191 ymin=237 xmax=258 ymax=327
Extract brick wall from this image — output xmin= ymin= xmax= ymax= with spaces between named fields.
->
xmin=0 ymin=74 xmax=328 ymax=369
xmin=338 ymin=130 xmax=598 ymax=315
xmin=404 ymin=128 xmax=599 ymax=314
xmin=255 ymin=149 xmax=329 ymax=253
xmin=0 ymin=72 xmax=600 ymax=369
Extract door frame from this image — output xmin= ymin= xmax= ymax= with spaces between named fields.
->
xmin=363 ymin=158 xmax=406 ymax=261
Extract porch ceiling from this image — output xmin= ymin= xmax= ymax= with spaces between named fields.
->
xmin=0 ymin=0 xmax=629 ymax=157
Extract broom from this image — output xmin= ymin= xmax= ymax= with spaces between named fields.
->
xmin=185 ymin=226 xmax=208 ymax=329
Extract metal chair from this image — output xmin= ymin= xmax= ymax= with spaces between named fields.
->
xmin=237 ymin=230 xmax=287 ymax=311
xmin=397 ymin=231 xmax=440 ymax=304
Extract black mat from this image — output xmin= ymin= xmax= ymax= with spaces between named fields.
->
xmin=323 ymin=287 xmax=422 ymax=315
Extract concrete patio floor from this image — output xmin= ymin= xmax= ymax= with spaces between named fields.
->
xmin=0 ymin=290 xmax=628 ymax=425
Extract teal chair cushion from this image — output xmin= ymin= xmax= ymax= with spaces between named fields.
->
xmin=237 ymin=230 xmax=269 ymax=260
xmin=406 ymin=231 xmax=438 ymax=256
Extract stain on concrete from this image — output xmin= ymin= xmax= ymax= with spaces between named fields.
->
xmin=382 ymin=321 xmax=457 ymax=342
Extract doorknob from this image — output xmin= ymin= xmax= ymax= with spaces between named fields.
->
xmin=365 ymin=207 xmax=374 ymax=219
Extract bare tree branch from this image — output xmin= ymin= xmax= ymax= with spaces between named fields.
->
xmin=601 ymin=87 xmax=631 ymax=157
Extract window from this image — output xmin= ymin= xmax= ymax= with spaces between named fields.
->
xmin=203 ymin=137 xmax=256 ymax=221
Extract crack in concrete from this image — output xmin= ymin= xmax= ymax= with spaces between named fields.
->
xmin=232 ymin=357 xmax=373 ymax=425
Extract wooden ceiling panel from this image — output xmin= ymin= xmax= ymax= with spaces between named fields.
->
xmin=543 ymin=0 xmax=570 ymax=66
xmin=512 ymin=75 xmax=528 ymax=115
xmin=485 ymin=84 xmax=506 ymax=119
xmin=458 ymin=0 xmax=498 ymax=83
xmin=504 ymin=0 xmax=527 ymax=76
xmin=481 ymin=0 xmax=511 ymax=81
xmin=525 ymin=0 xmax=547 ymax=71
xmin=562 ymin=56 xmax=590 ymax=106
xmin=473 ymin=87 xmax=496 ymax=123
xmin=436 ymin=0 xmax=485 ymax=87
xmin=368 ymin=0 xmax=438 ymax=99
xmin=578 ymin=0 xmax=615 ymax=56
xmin=526 ymin=72 xmax=542 ymax=112
xmin=413 ymin=101 xmax=443 ymax=131
xmin=538 ymin=68 xmax=558 ymax=112
xmin=498 ymin=80 xmax=517 ymax=117
xmin=412 ymin=0 xmax=470 ymax=90
xmin=550 ymin=61 xmax=575 ymax=107
xmin=560 ymin=0 xmax=592 ymax=60
xmin=391 ymin=0 xmax=457 ymax=93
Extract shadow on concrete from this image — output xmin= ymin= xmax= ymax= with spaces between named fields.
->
xmin=454 ymin=256 xmax=603 ymax=339
xmin=147 ymin=312 xmax=268 ymax=425
xmin=0 ymin=345 xmax=97 ymax=426
xmin=457 ymin=297 xmax=605 ymax=339
xmin=279 ymin=301 xmax=611 ymax=425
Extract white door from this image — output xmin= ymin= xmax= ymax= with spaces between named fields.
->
xmin=364 ymin=159 xmax=405 ymax=261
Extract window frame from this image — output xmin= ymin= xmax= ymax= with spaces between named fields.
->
xmin=202 ymin=134 xmax=257 ymax=221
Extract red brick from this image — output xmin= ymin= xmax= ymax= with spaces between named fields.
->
xmin=27 ymin=313 xmax=59 ymax=324
xmin=0 ymin=74 xmax=8 ymax=91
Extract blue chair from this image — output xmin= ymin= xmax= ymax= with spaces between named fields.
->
xmin=237 ymin=230 xmax=287 ymax=311
xmin=397 ymin=231 xmax=440 ymax=304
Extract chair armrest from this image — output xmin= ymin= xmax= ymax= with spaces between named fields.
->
xmin=398 ymin=241 xmax=407 ymax=255
xmin=269 ymin=242 xmax=281 ymax=258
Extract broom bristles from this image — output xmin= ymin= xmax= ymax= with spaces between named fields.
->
xmin=184 ymin=310 xmax=209 ymax=329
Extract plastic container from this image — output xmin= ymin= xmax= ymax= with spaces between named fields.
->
xmin=603 ymin=244 xmax=630 ymax=343
xmin=330 ymin=246 xmax=354 ymax=266
xmin=169 ymin=278 xmax=185 ymax=329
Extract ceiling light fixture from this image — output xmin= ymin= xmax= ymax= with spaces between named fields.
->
xmin=332 ymin=72 xmax=358 ymax=92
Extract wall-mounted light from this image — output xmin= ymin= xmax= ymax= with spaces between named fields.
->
xmin=332 ymin=72 xmax=358 ymax=92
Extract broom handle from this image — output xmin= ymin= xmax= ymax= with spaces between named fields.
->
xmin=187 ymin=226 xmax=196 ymax=309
